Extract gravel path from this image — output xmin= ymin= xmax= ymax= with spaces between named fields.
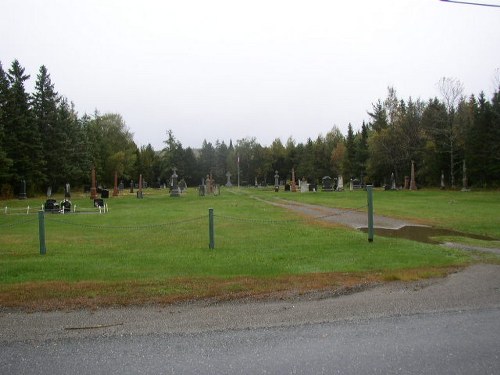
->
xmin=1 ymin=264 xmax=499 ymax=343
xmin=258 ymin=198 xmax=421 ymax=229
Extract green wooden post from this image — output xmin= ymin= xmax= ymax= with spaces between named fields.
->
xmin=208 ymin=208 xmax=215 ymax=249
xmin=38 ymin=210 xmax=47 ymax=255
xmin=367 ymin=185 xmax=374 ymax=242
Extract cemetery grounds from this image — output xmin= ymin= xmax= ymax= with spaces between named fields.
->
xmin=1 ymin=188 xmax=499 ymax=311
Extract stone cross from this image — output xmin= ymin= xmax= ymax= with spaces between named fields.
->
xmin=225 ymin=171 xmax=232 ymax=187
xmin=170 ymin=168 xmax=180 ymax=197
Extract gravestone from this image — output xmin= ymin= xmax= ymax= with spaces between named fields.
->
xmin=440 ymin=171 xmax=445 ymax=190
xmin=61 ymin=199 xmax=71 ymax=213
xmin=46 ymin=186 xmax=52 ymax=198
xmin=274 ymin=170 xmax=279 ymax=192
xmin=337 ymin=176 xmax=344 ymax=191
xmin=130 ymin=180 xmax=134 ymax=193
xmin=178 ymin=179 xmax=187 ymax=193
xmin=137 ymin=174 xmax=143 ymax=199
xmin=19 ymin=179 xmax=27 ymax=199
xmin=65 ymin=183 xmax=71 ymax=198
xmin=300 ymin=177 xmax=309 ymax=193
xmin=90 ymin=167 xmax=97 ymax=199
xmin=404 ymin=176 xmax=409 ymax=190
xmin=461 ymin=160 xmax=469 ymax=191
xmin=322 ymin=176 xmax=333 ymax=192
xmin=391 ymin=172 xmax=396 ymax=190
xmin=113 ymin=171 xmax=119 ymax=196
xmin=225 ymin=172 xmax=232 ymax=187
xmin=410 ymin=160 xmax=417 ymax=190
xmin=101 ymin=189 xmax=109 ymax=199
xmin=94 ymin=198 xmax=104 ymax=207
xmin=44 ymin=199 xmax=59 ymax=212
xmin=291 ymin=168 xmax=297 ymax=192
xmin=118 ymin=181 xmax=124 ymax=192
xmin=170 ymin=168 xmax=180 ymax=197
xmin=350 ymin=178 xmax=353 ymax=191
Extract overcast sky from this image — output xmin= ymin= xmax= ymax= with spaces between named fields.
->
xmin=2 ymin=0 xmax=499 ymax=149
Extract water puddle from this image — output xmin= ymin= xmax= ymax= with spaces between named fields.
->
xmin=359 ymin=226 xmax=496 ymax=244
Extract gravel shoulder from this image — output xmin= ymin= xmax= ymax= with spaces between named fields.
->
xmin=1 ymin=264 xmax=499 ymax=343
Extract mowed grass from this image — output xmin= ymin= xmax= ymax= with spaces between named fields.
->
xmin=1 ymin=187 xmax=497 ymax=310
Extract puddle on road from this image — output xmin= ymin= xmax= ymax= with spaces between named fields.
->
xmin=359 ymin=226 xmax=496 ymax=244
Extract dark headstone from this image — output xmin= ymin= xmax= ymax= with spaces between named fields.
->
xmin=322 ymin=176 xmax=333 ymax=192
xmin=18 ymin=179 xmax=27 ymax=199
xmin=101 ymin=189 xmax=109 ymax=198
xmin=94 ymin=198 xmax=105 ymax=207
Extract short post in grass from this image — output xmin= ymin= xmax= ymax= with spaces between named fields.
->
xmin=38 ymin=210 xmax=47 ymax=255
xmin=367 ymin=185 xmax=374 ymax=242
xmin=208 ymin=208 xmax=215 ymax=249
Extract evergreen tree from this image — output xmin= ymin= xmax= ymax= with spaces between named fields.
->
xmin=32 ymin=65 xmax=63 ymax=190
xmin=4 ymin=60 xmax=45 ymax=195
xmin=343 ymin=123 xmax=356 ymax=178
xmin=0 ymin=62 xmax=13 ymax=189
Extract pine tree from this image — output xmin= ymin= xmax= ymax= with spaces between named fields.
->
xmin=4 ymin=60 xmax=45 ymax=195
xmin=0 ymin=62 xmax=13 ymax=188
xmin=32 ymin=65 xmax=63 ymax=190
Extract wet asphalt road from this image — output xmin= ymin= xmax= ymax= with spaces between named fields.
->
xmin=1 ymin=307 xmax=499 ymax=374
xmin=1 ymin=264 xmax=499 ymax=374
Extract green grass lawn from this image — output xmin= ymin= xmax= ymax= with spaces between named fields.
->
xmin=1 ymin=187 xmax=498 ymax=309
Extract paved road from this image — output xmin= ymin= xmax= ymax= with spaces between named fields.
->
xmin=1 ymin=264 xmax=499 ymax=374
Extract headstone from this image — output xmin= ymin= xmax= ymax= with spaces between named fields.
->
xmin=391 ymin=172 xmax=396 ymax=190
xmin=118 ymin=181 xmax=124 ymax=192
xmin=337 ymin=176 xmax=344 ymax=191
xmin=461 ymin=160 xmax=469 ymax=191
xmin=46 ymin=186 xmax=52 ymax=198
xmin=170 ymin=168 xmax=180 ymax=197
xmin=225 ymin=171 xmax=232 ymax=187
xmin=130 ymin=180 xmax=134 ymax=193
xmin=440 ymin=171 xmax=445 ymax=190
xmin=65 ymin=183 xmax=71 ymax=198
xmin=61 ymin=199 xmax=71 ymax=213
xmin=44 ymin=199 xmax=58 ymax=212
xmin=113 ymin=171 xmax=119 ymax=196
xmin=410 ymin=160 xmax=417 ymax=190
xmin=284 ymin=184 xmax=290 ymax=192
xmin=137 ymin=174 xmax=143 ymax=198
xmin=404 ymin=176 xmax=409 ymax=190
xmin=291 ymin=168 xmax=297 ymax=192
xmin=178 ymin=179 xmax=187 ymax=193
xmin=94 ymin=198 xmax=104 ymax=207
xmin=309 ymin=183 xmax=317 ymax=192
xmin=101 ymin=189 xmax=109 ymax=199
xmin=350 ymin=178 xmax=353 ymax=191
xmin=90 ymin=167 xmax=97 ymax=199
xmin=322 ymin=176 xmax=333 ymax=192
xmin=274 ymin=170 xmax=279 ymax=192
xmin=300 ymin=177 xmax=309 ymax=193
xmin=18 ymin=179 xmax=27 ymax=199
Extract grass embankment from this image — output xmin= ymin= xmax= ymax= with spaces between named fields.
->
xmin=1 ymin=188 xmax=498 ymax=310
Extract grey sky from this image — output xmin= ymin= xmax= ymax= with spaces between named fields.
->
xmin=2 ymin=0 xmax=499 ymax=149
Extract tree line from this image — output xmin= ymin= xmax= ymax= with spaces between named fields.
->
xmin=1 ymin=59 xmax=499 ymax=198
